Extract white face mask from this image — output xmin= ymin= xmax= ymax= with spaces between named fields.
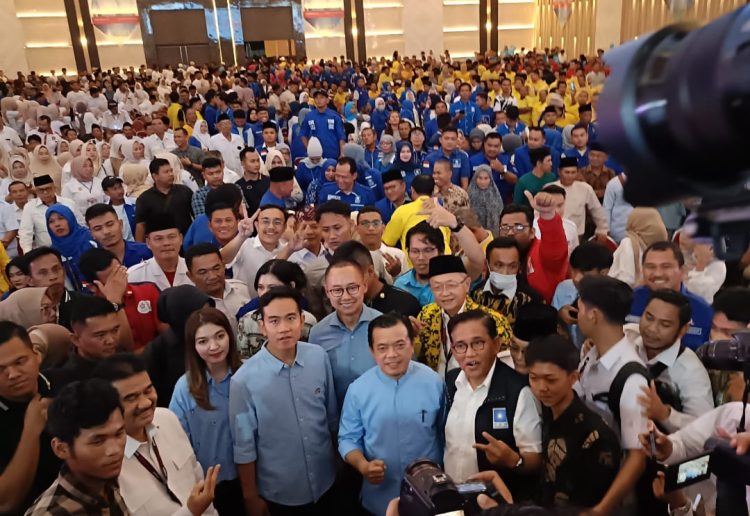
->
xmin=489 ymin=271 xmax=517 ymax=293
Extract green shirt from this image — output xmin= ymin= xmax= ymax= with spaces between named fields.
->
xmin=513 ymin=172 xmax=557 ymax=205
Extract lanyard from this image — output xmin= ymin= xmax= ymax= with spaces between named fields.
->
xmin=134 ymin=439 xmax=182 ymax=505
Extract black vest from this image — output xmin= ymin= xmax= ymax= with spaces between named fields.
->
xmin=446 ymin=358 xmax=532 ymax=499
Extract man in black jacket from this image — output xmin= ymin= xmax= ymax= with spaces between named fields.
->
xmin=443 ymin=309 xmax=542 ymax=502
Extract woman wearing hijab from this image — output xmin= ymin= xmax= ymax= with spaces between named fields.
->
xmin=468 ymin=165 xmax=504 ymax=237
xmin=0 ymin=155 xmax=33 ymax=199
xmin=46 ymin=203 xmax=95 ymax=291
xmin=0 ymin=286 xmax=60 ymax=327
xmin=83 ymin=139 xmax=106 ymax=179
xmin=154 ymin=151 xmax=199 ymax=192
xmin=377 ymin=134 xmax=396 ymax=171
xmin=393 ymin=140 xmax=421 ymax=192
xmin=608 ymin=207 xmax=669 ymax=287
xmin=30 ymin=144 xmax=63 ymax=193
xmin=145 ymin=284 xmax=214 ymax=406
xmin=62 ymin=156 xmax=107 ymax=213
xmin=60 ymin=139 xmax=84 ymax=185
xmin=98 ymin=141 xmax=115 ymax=177
xmin=189 ymin=119 xmax=212 ymax=150
xmin=121 ymin=162 xmax=150 ymax=198
xmin=265 ymin=148 xmax=304 ymax=204
xmin=371 ymin=97 xmax=388 ymax=136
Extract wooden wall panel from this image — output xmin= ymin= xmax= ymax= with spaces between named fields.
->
xmin=533 ymin=0 xmax=596 ymax=56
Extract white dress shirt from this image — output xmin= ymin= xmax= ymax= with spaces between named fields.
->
xmin=625 ymin=323 xmax=714 ymax=433
xmin=686 ymin=261 xmax=727 ymax=304
xmin=444 ymin=362 xmax=542 ymax=482
xmin=127 ymin=257 xmax=194 ymax=291
xmin=19 ymin=196 xmax=83 ymax=251
xmin=209 ymin=133 xmax=245 ymax=173
xmin=552 ymin=180 xmax=609 ymax=237
xmin=119 ymin=407 xmax=217 ymax=516
xmin=211 ymin=279 xmax=251 ymax=337
xmin=608 ymin=237 xmax=639 ymax=288
xmin=289 ymin=246 xmax=326 ymax=267
xmin=144 ymin=132 xmax=177 ymax=159
xmin=61 ymin=176 xmax=108 ymax=213
xmin=0 ymin=202 xmax=19 ymax=257
xmin=0 ymin=125 xmax=22 ymax=152
xmin=25 ymin=130 xmax=60 ymax=153
xmin=574 ymin=335 xmax=649 ymax=449
xmin=231 ymin=236 xmax=286 ymax=297
xmin=372 ymin=243 xmax=409 ymax=284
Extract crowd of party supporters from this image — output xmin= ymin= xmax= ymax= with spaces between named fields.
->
xmin=0 ymin=47 xmax=749 ymax=516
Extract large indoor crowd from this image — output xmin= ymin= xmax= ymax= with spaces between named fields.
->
xmin=0 ymin=48 xmax=748 ymax=516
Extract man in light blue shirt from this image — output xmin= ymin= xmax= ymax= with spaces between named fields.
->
xmin=602 ymin=174 xmax=632 ymax=243
xmin=308 ymin=258 xmax=382 ymax=408
xmin=393 ymin=222 xmax=445 ymax=307
xmin=229 ymin=287 xmax=339 ymax=515
xmin=339 ymin=313 xmax=446 ymax=515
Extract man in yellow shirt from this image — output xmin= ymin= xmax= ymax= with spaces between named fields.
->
xmin=516 ymin=85 xmax=536 ymax=127
xmin=166 ymin=91 xmax=184 ymax=130
xmin=527 ymin=70 xmax=547 ymax=98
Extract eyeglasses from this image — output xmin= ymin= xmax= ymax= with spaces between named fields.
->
xmin=258 ymin=218 xmax=284 ymax=228
xmin=358 ymin=220 xmax=383 ymax=228
xmin=499 ymin=223 xmax=530 ymax=234
xmin=409 ymin=246 xmax=438 ymax=258
xmin=328 ymin=284 xmax=361 ymax=298
xmin=452 ymin=340 xmax=486 ymax=354
xmin=431 ymin=279 xmax=466 ymax=294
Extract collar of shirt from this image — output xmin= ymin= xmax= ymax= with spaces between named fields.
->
xmin=482 ymin=278 xmax=517 ymax=302
xmin=455 ymin=358 xmax=496 ymax=393
xmin=251 ymin=235 xmax=285 ymax=253
xmin=258 ymin=343 xmax=305 ymax=374
xmin=401 ymin=269 xmax=425 ymax=288
xmin=331 ymin=305 xmax=380 ymax=332
xmin=628 ymin=325 xmax=682 ymax=367
xmin=206 ymin=368 xmax=233 ymax=386
xmin=124 ymin=424 xmax=158 ymax=458
xmin=442 ymin=302 xmax=467 ymax=327
xmin=57 ymin=466 xmax=121 ymax=508
xmin=374 ymin=361 xmax=415 ymax=386
xmin=592 ymin=335 xmax=633 ymax=371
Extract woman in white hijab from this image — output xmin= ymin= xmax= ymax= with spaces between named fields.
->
xmin=188 ymin=119 xmax=211 ymax=150
xmin=83 ymin=139 xmax=106 ymax=180
xmin=61 ymin=139 xmax=84 ymax=185
xmin=0 ymin=155 xmax=33 ymax=199
xmin=120 ymin=139 xmax=150 ymax=167
xmin=98 ymin=141 xmax=115 ymax=177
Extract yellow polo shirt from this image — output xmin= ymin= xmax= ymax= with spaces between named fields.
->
xmin=382 ymin=196 xmax=451 ymax=253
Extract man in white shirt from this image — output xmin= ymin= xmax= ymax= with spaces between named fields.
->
xmin=218 ymin=205 xmax=297 ymax=297
xmin=552 ymin=158 xmax=609 ymax=239
xmin=209 ymin=115 xmax=244 ymax=173
xmin=26 ymin=116 xmax=60 ymax=154
xmin=101 ymin=101 xmax=132 ymax=131
xmin=626 ymin=289 xmax=714 ymax=433
xmin=19 ymin=175 xmax=83 ymax=251
xmin=92 ymin=354 xmax=218 ymax=516
xmin=355 ymin=207 xmax=407 ymax=283
xmin=127 ymin=215 xmax=194 ymax=291
xmin=0 ymin=116 xmax=22 ymax=152
xmin=0 ymin=198 xmax=19 ymax=257
xmin=574 ymin=275 xmax=648 ymax=515
xmin=143 ymin=116 xmax=177 ymax=159
xmin=86 ymin=86 xmax=108 ymax=116
xmin=186 ymin=243 xmax=250 ymax=337
xmin=65 ymin=81 xmax=88 ymax=111
xmin=444 ymin=310 xmax=542 ymax=499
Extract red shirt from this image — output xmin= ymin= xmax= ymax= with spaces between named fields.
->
xmin=123 ymin=282 xmax=161 ymax=350
xmin=527 ymin=214 xmax=569 ymax=303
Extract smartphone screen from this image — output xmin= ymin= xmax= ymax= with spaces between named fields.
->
xmin=665 ymin=453 xmax=711 ymax=491
xmin=456 ymin=482 xmax=487 ymax=494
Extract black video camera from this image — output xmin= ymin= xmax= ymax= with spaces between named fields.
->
xmin=695 ymin=331 xmax=750 ymax=372
xmin=398 ymin=460 xmax=495 ymax=516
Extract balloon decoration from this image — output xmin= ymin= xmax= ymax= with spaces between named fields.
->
xmin=552 ymin=0 xmax=573 ymax=27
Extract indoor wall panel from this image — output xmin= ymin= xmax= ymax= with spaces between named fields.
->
xmin=534 ymin=0 xmax=596 ymax=56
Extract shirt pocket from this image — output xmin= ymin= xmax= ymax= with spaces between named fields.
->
xmin=418 ymin=408 xmax=440 ymax=428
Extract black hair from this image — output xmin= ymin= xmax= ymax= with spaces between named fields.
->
xmin=253 ymin=259 xmax=307 ymax=291
xmin=577 ymin=275 xmax=633 ymax=325
xmin=5 ymin=255 xmax=27 ymax=283
xmin=569 ymin=242 xmax=613 ymax=271
xmin=529 ymin=146 xmax=551 ymax=167
xmin=22 ymin=246 xmax=62 ymax=274
xmin=315 ymin=200 xmax=351 ymax=222
xmin=485 ymin=133 xmax=502 ymax=144
xmin=411 ymin=174 xmax=435 ymax=196
xmin=713 ymin=287 xmax=750 ymax=324
xmin=91 ymin=353 xmax=147 ymax=383
xmin=169 ymin=91 xmax=180 ymax=103
xmin=333 ymin=240 xmax=374 ymax=268
xmin=441 ymin=126 xmax=459 ymax=136
xmin=324 ymin=257 xmax=365 ymax=281
xmin=201 ymin=156 xmax=223 ymax=170
xmin=647 ymin=289 xmax=692 ymax=328
xmin=368 ymin=313 xmax=416 ymax=348
xmin=571 ymin=123 xmax=587 ymax=134
xmin=447 ymin=309 xmax=498 ymax=340
xmin=70 ymin=295 xmax=117 ymax=327
xmin=27 ymin=134 xmax=42 ymax=144
xmin=148 ymin=157 xmax=170 ymax=175
xmin=525 ymin=334 xmax=579 ymax=372
xmin=0 ymin=321 xmax=32 ymax=348
xmin=239 ymin=146 xmax=257 ymax=161
xmin=258 ymin=285 xmax=303 ymax=318
xmin=78 ymin=248 xmax=118 ymax=283
xmin=405 ymin=221 xmax=444 ymax=252
xmin=542 ymin=184 xmax=566 ymax=198
xmin=642 ymin=241 xmax=685 ymax=267
xmin=356 ymin=206 xmax=382 ymax=223
xmin=433 ymin=157 xmax=452 ymax=172
xmin=485 ymin=236 xmax=522 ymax=261
xmin=46 ymin=379 xmax=122 ymax=446
xmin=336 ymin=156 xmax=357 ymax=174
xmin=500 ymin=204 xmax=534 ymax=226
xmin=185 ymin=243 xmax=222 ymax=271
xmin=528 ymin=126 xmax=545 ymax=139
xmin=84 ymin=203 xmax=117 ymax=224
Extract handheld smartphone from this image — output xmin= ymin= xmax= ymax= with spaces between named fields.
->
xmin=455 ymin=482 xmax=488 ymax=495
xmin=664 ymin=453 xmax=712 ymax=492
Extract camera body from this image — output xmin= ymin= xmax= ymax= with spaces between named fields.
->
xmin=398 ymin=460 xmax=490 ymax=516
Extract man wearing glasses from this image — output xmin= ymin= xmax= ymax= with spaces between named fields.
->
xmin=498 ymin=190 xmax=569 ymax=303
xmin=414 ymin=255 xmax=512 ymax=375
xmin=443 ymin=310 xmax=542 ymax=502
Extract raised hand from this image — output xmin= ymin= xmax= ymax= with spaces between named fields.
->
xmin=524 ymin=190 xmax=556 ymax=220
xmin=473 ymin=432 xmax=517 ymax=468
xmin=187 ymin=464 xmax=220 ymax=516
xmin=417 ymin=198 xmax=457 ymax=229
xmin=95 ymin=263 xmax=129 ymax=304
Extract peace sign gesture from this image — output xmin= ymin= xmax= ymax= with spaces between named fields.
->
xmin=473 ymin=431 xmax=519 ymax=469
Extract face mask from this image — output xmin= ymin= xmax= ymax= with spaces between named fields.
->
xmin=489 ymin=272 xmax=517 ymax=293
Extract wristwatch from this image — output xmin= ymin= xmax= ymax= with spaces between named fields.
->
xmin=111 ymin=302 xmax=124 ymax=312
xmin=513 ymin=453 xmax=524 ymax=470
xmin=450 ymin=220 xmax=464 ymax=233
